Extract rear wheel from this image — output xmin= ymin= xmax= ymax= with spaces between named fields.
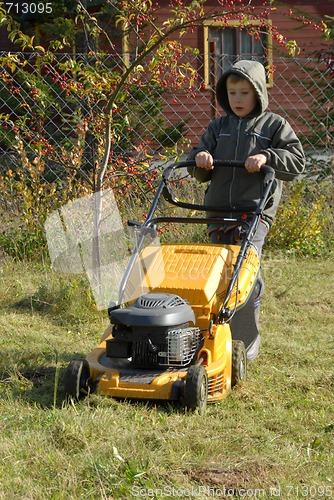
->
xmin=184 ymin=365 xmax=208 ymax=414
xmin=64 ymin=359 xmax=92 ymax=401
xmin=231 ymin=340 xmax=247 ymax=387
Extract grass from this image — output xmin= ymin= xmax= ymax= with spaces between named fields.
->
xmin=0 ymin=253 xmax=334 ymax=499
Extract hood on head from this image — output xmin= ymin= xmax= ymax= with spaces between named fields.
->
xmin=216 ymin=60 xmax=269 ymax=116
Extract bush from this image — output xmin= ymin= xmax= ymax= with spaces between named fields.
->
xmin=2 ymin=165 xmax=333 ymax=261
xmin=0 ymin=140 xmax=89 ymax=260
xmin=266 ymin=178 xmax=333 ymax=256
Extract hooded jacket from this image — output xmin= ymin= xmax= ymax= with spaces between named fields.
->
xmin=187 ymin=60 xmax=305 ymax=223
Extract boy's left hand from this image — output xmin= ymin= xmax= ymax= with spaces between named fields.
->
xmin=244 ymin=154 xmax=267 ymax=173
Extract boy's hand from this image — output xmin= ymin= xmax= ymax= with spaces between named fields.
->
xmin=245 ymin=154 xmax=267 ymax=173
xmin=195 ymin=151 xmax=214 ymax=170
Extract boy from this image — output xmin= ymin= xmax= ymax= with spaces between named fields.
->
xmin=187 ymin=60 xmax=305 ymax=359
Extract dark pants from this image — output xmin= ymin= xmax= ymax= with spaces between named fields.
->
xmin=209 ymin=219 xmax=268 ymax=257
xmin=209 ymin=220 xmax=269 ymax=360
xmin=209 ymin=219 xmax=268 ymax=317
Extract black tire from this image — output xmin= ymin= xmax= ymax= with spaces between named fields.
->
xmin=64 ymin=359 xmax=91 ymax=401
xmin=231 ymin=340 xmax=247 ymax=387
xmin=184 ymin=365 xmax=208 ymax=414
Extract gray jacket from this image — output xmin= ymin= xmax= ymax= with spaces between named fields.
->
xmin=187 ymin=60 xmax=305 ymax=223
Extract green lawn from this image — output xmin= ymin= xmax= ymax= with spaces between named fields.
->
xmin=0 ymin=255 xmax=333 ymax=499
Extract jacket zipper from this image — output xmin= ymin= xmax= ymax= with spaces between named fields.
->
xmin=229 ymin=118 xmax=243 ymax=210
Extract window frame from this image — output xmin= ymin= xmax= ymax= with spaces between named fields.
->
xmin=203 ymin=20 xmax=273 ymax=88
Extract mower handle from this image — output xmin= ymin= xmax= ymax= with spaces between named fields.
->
xmin=163 ymin=159 xmax=274 ymax=181
xmin=158 ymin=160 xmax=275 ymax=216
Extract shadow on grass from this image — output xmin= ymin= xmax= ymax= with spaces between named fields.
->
xmin=0 ymin=366 xmax=64 ymax=409
xmin=0 ymin=361 xmax=188 ymax=414
xmin=0 ymin=356 xmax=81 ymax=409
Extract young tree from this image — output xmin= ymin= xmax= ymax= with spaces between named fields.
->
xmin=1 ymin=0 xmax=306 ymax=194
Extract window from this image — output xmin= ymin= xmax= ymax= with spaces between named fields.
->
xmin=204 ymin=21 xmax=273 ymax=88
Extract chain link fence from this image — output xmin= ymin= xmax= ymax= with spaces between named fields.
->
xmin=0 ymin=52 xmax=333 ymax=174
xmin=0 ymin=51 xmax=333 ymax=258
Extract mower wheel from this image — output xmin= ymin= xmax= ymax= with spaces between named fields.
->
xmin=64 ymin=359 xmax=92 ymax=401
xmin=184 ymin=365 xmax=208 ymax=414
xmin=231 ymin=340 xmax=247 ymax=387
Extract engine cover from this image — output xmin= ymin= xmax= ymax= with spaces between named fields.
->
xmin=109 ymin=292 xmax=195 ymax=327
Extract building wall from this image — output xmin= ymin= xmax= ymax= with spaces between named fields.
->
xmin=156 ymin=0 xmax=334 ymax=148
xmin=0 ymin=1 xmax=333 ymax=150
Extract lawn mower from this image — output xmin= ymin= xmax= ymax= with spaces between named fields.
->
xmin=64 ymin=160 xmax=275 ymax=413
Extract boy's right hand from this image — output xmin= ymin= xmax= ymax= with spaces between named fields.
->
xmin=195 ymin=151 xmax=214 ymax=170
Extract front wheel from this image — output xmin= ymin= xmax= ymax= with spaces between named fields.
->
xmin=231 ymin=340 xmax=247 ymax=387
xmin=64 ymin=359 xmax=92 ymax=401
xmin=184 ymin=365 xmax=208 ymax=414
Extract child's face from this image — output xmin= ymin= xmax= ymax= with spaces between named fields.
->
xmin=226 ymin=78 xmax=258 ymax=118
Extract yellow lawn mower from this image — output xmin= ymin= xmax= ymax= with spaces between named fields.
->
xmin=64 ymin=160 xmax=275 ymax=413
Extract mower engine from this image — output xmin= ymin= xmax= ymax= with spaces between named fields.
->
xmin=107 ymin=293 xmax=202 ymax=369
